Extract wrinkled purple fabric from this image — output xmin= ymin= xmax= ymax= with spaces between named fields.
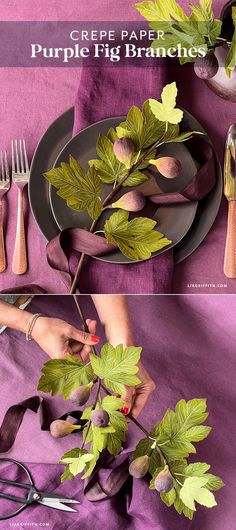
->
xmin=0 ymin=295 xmax=235 ymax=529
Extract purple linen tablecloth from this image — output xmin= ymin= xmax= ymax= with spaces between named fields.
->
xmin=0 ymin=294 xmax=235 ymax=529
xmin=0 ymin=0 xmax=235 ymax=293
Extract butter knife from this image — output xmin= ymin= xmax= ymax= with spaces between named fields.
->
xmin=224 ymin=124 xmax=236 ymax=278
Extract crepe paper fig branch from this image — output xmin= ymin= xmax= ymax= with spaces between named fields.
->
xmin=134 ymin=0 xmax=236 ymax=78
xmin=73 ymin=294 xmax=167 ymax=465
xmin=37 ymin=297 xmax=224 ymax=520
xmin=44 ymin=82 xmax=203 ymax=294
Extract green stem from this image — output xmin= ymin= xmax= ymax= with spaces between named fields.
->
xmin=70 ymin=134 xmax=166 ymax=293
xmin=81 ymin=378 xmax=101 ymax=450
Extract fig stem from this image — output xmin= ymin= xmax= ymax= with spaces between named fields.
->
xmin=80 ymin=378 xmax=101 ymax=451
xmin=70 ymin=133 xmax=167 ymax=293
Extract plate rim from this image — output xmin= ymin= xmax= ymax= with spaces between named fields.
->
xmin=29 ymin=106 xmax=222 ymax=264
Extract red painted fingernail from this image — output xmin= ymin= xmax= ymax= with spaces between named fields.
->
xmin=120 ymin=407 xmax=129 ymax=415
xmin=91 ymin=335 xmax=100 ymax=343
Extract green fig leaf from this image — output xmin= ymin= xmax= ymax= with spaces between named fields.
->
xmin=104 ymin=210 xmax=171 ymax=261
xmin=37 ymin=356 xmax=94 ymax=399
xmin=134 ymin=0 xmax=222 ymax=66
xmin=44 ymin=156 xmax=102 ymax=220
xmin=149 ymin=83 xmax=183 ymax=125
xmin=180 ymin=477 xmax=217 ymax=511
xmin=134 ymin=0 xmax=188 ymax=22
xmin=150 ymin=399 xmax=211 ymax=460
xmin=160 ymin=488 xmax=176 ymax=507
xmin=90 ymin=343 xmax=141 ymax=394
xmin=60 ymin=465 xmax=74 ymax=483
xmin=178 ymin=462 xmax=224 ymax=491
xmin=123 ymin=169 xmax=149 ymax=187
xmin=225 ymin=8 xmax=236 ymax=77
xmin=60 ymin=449 xmax=94 ymax=477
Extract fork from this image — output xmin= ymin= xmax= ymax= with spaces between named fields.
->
xmin=12 ymin=139 xmax=29 ymax=275
xmin=0 ymin=152 xmax=10 ymax=272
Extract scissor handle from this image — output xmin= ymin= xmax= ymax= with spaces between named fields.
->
xmin=0 ymin=457 xmax=34 ymax=521
xmin=0 ymin=492 xmax=32 ymax=505
xmin=0 ymin=478 xmax=32 ymax=490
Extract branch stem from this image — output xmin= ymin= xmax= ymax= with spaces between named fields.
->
xmin=70 ymin=135 xmax=166 ymax=293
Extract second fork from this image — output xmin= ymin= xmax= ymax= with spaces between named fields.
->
xmin=12 ymin=140 xmax=29 ymax=275
xmin=0 ymin=152 xmax=10 ymax=272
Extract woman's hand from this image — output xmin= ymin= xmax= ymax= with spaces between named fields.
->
xmin=31 ymin=316 xmax=100 ymax=359
xmin=120 ymin=362 xmax=156 ymax=419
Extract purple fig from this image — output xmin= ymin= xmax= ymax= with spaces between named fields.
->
xmin=110 ymin=191 xmax=146 ymax=212
xmin=113 ymin=138 xmax=135 ymax=168
xmin=194 ymin=52 xmax=219 ymax=80
xmin=90 ymin=408 xmax=109 ymax=427
xmin=129 ymin=455 xmax=149 ymax=478
xmin=154 ymin=466 xmax=173 ymax=493
xmin=50 ymin=420 xmax=80 ymax=438
xmin=150 ymin=157 xmax=182 ymax=179
xmin=70 ymin=384 xmax=92 ymax=406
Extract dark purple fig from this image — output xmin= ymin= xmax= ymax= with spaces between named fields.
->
xmin=110 ymin=191 xmax=146 ymax=212
xmin=129 ymin=455 xmax=149 ymax=478
xmin=90 ymin=408 xmax=109 ymax=427
xmin=154 ymin=466 xmax=173 ymax=493
xmin=150 ymin=157 xmax=182 ymax=179
xmin=194 ymin=53 xmax=219 ymax=80
xmin=70 ymin=384 xmax=92 ymax=406
xmin=113 ymin=138 xmax=135 ymax=168
xmin=50 ymin=420 xmax=80 ymax=438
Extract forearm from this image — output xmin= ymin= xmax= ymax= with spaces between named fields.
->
xmin=92 ymin=295 xmax=134 ymax=346
xmin=0 ymin=300 xmax=33 ymax=333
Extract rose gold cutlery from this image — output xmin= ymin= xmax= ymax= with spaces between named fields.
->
xmin=11 ymin=139 xmax=29 ymax=275
xmin=224 ymin=124 xmax=236 ymax=278
xmin=0 ymin=152 xmax=10 ymax=272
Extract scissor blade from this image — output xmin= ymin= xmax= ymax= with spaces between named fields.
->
xmin=38 ymin=499 xmax=78 ymax=512
xmin=42 ymin=497 xmax=79 ymax=504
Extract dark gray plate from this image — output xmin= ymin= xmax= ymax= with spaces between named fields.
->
xmin=29 ymin=107 xmax=222 ymax=263
xmin=49 ymin=119 xmax=198 ymax=264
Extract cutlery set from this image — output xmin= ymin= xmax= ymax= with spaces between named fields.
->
xmin=0 ymin=140 xmax=29 ymax=275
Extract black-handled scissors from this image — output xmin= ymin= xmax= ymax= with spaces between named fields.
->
xmin=0 ymin=458 xmax=79 ymax=520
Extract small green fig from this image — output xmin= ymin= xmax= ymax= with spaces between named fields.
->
xmin=154 ymin=466 xmax=173 ymax=493
xmin=50 ymin=420 xmax=81 ymax=439
xmin=70 ymin=383 xmax=92 ymax=406
xmin=110 ymin=191 xmax=146 ymax=212
xmin=113 ymin=138 xmax=135 ymax=168
xmin=150 ymin=157 xmax=182 ymax=179
xmin=90 ymin=408 xmax=109 ymax=428
xmin=129 ymin=455 xmax=149 ymax=478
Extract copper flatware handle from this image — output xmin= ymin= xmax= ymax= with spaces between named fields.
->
xmin=0 ymin=200 xmax=6 ymax=272
xmin=12 ymin=188 xmax=27 ymax=275
xmin=224 ymin=200 xmax=236 ymax=278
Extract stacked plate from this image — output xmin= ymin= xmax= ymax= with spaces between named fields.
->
xmin=29 ymin=108 xmax=222 ymax=264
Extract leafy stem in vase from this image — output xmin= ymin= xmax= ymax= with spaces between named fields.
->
xmin=134 ymin=0 xmax=236 ymax=79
